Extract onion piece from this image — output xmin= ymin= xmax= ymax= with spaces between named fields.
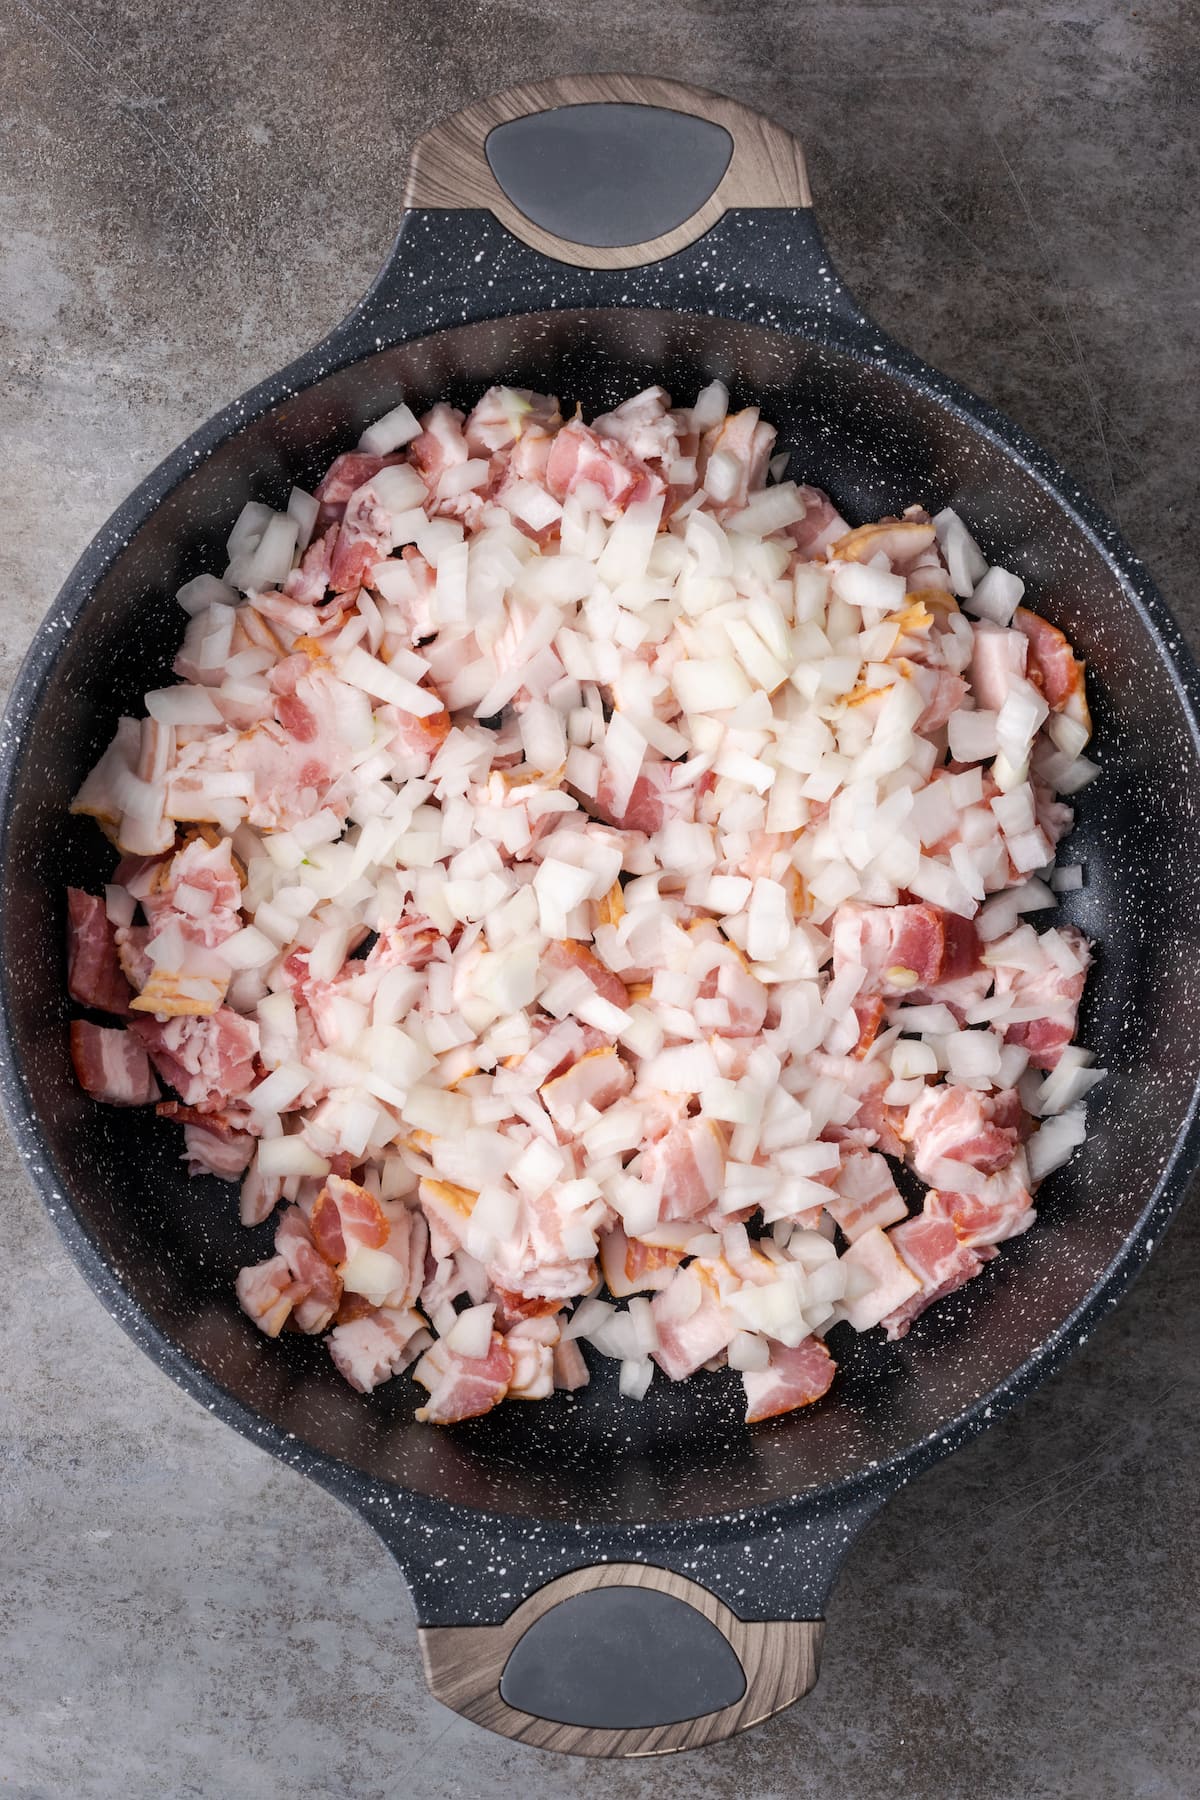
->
xmin=358 ymin=401 xmax=421 ymax=455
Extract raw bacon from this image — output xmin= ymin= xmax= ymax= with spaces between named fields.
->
xmin=903 ymin=1083 xmax=1020 ymax=1184
xmin=881 ymin=1210 xmax=992 ymax=1339
xmin=66 ymin=890 xmax=131 ymax=1014
xmin=413 ymin=1333 xmax=514 ymax=1423
xmin=128 ymin=1008 xmax=259 ymax=1111
xmin=742 ymin=1336 xmax=836 ymax=1422
xmin=70 ymin=1021 xmax=159 ymax=1106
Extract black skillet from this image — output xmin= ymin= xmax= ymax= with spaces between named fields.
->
xmin=4 ymin=75 xmax=1200 ymax=1758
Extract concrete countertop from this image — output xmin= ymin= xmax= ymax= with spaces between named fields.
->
xmin=3 ymin=4 xmax=1197 ymax=1795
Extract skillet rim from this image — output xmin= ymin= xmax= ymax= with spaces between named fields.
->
xmin=4 ymin=270 xmax=1200 ymax=1540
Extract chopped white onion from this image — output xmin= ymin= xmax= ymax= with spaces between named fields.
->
xmin=358 ymin=400 xmax=421 ymax=455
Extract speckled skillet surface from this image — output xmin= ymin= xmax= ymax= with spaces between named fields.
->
xmin=3 ymin=203 xmax=1200 ymax=1626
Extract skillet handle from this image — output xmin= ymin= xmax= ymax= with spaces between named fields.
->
xmin=366 ymin=1489 xmax=890 ymax=1758
xmin=418 ymin=1561 xmax=823 ymax=1757
xmin=403 ymin=74 xmax=812 ymax=270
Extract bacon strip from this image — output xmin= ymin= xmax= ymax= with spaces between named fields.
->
xmin=743 ymin=1336 xmax=836 ymax=1423
xmin=70 ymin=1021 xmax=158 ymax=1106
xmin=66 ymin=890 xmax=131 ymax=1014
xmin=413 ymin=1333 xmax=514 ymax=1423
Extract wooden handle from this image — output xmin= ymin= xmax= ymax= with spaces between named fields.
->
xmin=419 ymin=1561 xmax=823 ymax=1758
xmin=404 ymin=74 xmax=812 ymax=270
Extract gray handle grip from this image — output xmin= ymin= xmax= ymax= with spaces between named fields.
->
xmin=420 ymin=1562 xmax=823 ymax=1757
xmin=404 ymin=74 xmax=812 ymax=270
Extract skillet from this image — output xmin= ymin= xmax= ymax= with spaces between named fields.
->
xmin=4 ymin=74 xmax=1200 ymax=1757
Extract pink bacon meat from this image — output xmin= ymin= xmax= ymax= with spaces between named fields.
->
xmin=742 ymin=1337 xmax=836 ymax=1424
xmin=66 ymin=890 xmax=131 ymax=1015
xmin=70 ymin=1021 xmax=159 ymax=1106
xmin=413 ymin=1333 xmax=514 ymax=1424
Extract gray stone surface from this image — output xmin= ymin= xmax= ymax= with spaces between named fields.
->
xmin=2 ymin=2 xmax=1198 ymax=1795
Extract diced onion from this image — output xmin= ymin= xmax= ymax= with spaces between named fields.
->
xmin=358 ymin=401 xmax=421 ymax=455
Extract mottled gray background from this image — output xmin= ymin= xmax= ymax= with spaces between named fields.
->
xmin=3 ymin=2 xmax=1199 ymax=1795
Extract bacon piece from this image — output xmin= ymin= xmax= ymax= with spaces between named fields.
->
xmin=927 ymin=1159 xmax=1036 ymax=1248
xmin=851 ymin=996 xmax=886 ymax=1059
xmin=552 ymin=1338 xmax=590 ymax=1391
xmin=272 ymin=1204 xmax=343 ymax=1332
xmin=698 ymin=407 xmax=776 ymax=512
xmin=487 ymin=1190 xmax=597 ymax=1304
xmin=1014 ymin=607 xmax=1090 ymax=736
xmin=903 ymin=1083 xmax=1020 ymax=1184
xmin=599 ymin=1224 xmax=684 ymax=1297
xmin=339 ymin=1203 xmax=428 ymax=1312
xmin=969 ymin=622 xmax=1028 ymax=712
xmin=588 ymin=758 xmax=695 ymax=834
xmin=881 ymin=1210 xmax=992 ymax=1339
xmin=417 ymin=1178 xmax=475 ymax=1256
xmin=695 ymin=945 xmax=768 ymax=1038
xmin=914 ymin=665 xmax=968 ymax=732
xmin=127 ymin=1008 xmax=259 ymax=1110
xmin=824 ymin=1149 xmax=907 ymax=1242
xmin=127 ymin=966 xmax=228 ymax=1020
xmin=413 ymin=1332 xmax=514 ymax=1423
xmin=492 ymin=1290 xmax=562 ymax=1332
xmin=545 ymin=419 xmax=663 ymax=519
xmin=157 ymin=1102 xmax=255 ymax=1179
xmin=788 ymin=485 xmax=849 ymax=558
xmin=386 ymin=701 xmax=451 ymax=766
xmin=374 ymin=544 xmax=439 ymax=645
xmin=231 ymin=664 xmax=373 ymax=829
xmin=328 ymin=1305 xmax=430 ymax=1392
xmin=309 ymin=1174 xmax=390 ymax=1265
xmin=421 ymin=1247 xmax=469 ymax=1318
xmin=641 ymin=1117 xmax=727 ymax=1223
xmin=111 ymin=856 xmax=161 ymax=904
xmin=1034 ymin=779 xmax=1074 ymax=851
xmin=284 ymin=525 xmax=338 ymax=603
xmin=363 ymin=915 xmax=441 ymax=975
xmin=307 ymin=1188 xmax=429 ymax=1317
xmin=504 ymin=1320 xmax=557 ymax=1400
xmin=811 ymin=1050 xmax=907 ymax=1159
xmin=66 ymin=890 xmax=131 ymax=1014
xmin=743 ymin=1335 xmax=836 ymax=1422
xmin=542 ymin=938 xmax=629 ymax=1012
xmin=520 ymin=1017 xmax=612 ymax=1086
xmin=250 ymin=590 xmax=348 ymax=645
xmin=240 ymin=1167 xmax=284 ymax=1228
xmin=651 ymin=1262 xmax=737 ymax=1380
xmin=593 ymin=386 xmax=681 ymax=471
xmin=327 ymin=464 xmax=420 ymax=592
xmin=236 ymin=1253 xmax=307 ymax=1338
xmin=992 ymin=926 xmax=1092 ymax=1070
xmin=71 ymin=716 xmax=140 ymax=832
xmin=409 ymin=402 xmax=469 ymax=492
xmin=839 ymin=1225 xmax=922 ymax=1332
xmin=488 ymin=425 xmax=563 ymax=541
xmin=147 ymin=835 xmax=243 ymax=950
xmin=830 ymin=517 xmax=937 ymax=569
xmin=540 ymin=1046 xmax=633 ymax=1130
xmin=70 ymin=1020 xmax=159 ymax=1106
xmin=334 ymin=1290 xmax=376 ymax=1325
xmin=832 ymin=901 xmax=981 ymax=993
xmin=313 ymin=452 xmax=402 ymax=524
